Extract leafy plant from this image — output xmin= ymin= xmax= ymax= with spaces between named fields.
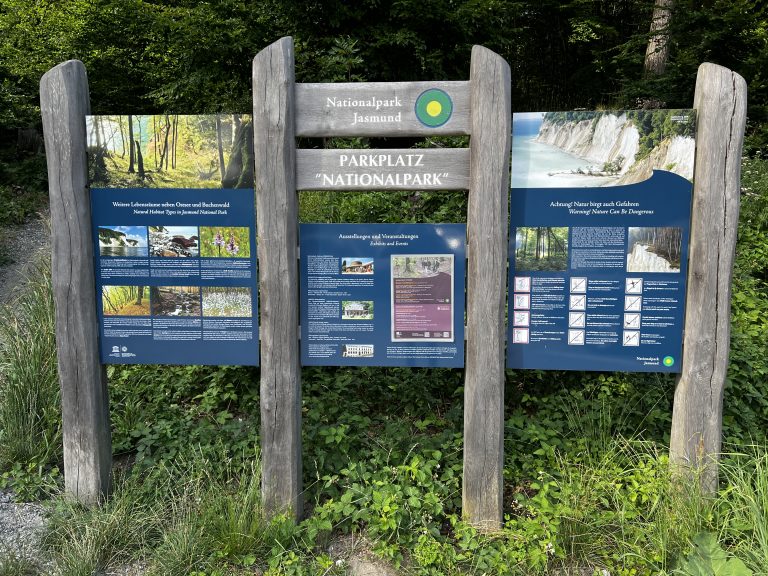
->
xmin=675 ymin=532 xmax=753 ymax=576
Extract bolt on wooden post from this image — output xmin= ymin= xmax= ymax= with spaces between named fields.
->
xmin=40 ymin=60 xmax=112 ymax=504
xmin=253 ymin=37 xmax=510 ymax=528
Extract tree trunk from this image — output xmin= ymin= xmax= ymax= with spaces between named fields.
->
xmin=135 ymin=285 xmax=144 ymax=306
xmin=644 ymin=0 xmax=675 ymax=76
xmin=216 ymin=116 xmax=226 ymax=181
xmin=135 ymin=140 xmax=145 ymax=179
xmin=128 ymin=115 xmax=135 ymax=173
xmin=172 ymin=115 xmax=178 ymax=169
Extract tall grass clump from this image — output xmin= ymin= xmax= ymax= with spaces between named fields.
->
xmin=0 ymin=258 xmax=61 ymax=471
xmin=718 ymin=446 xmax=768 ymax=572
xmin=44 ymin=445 xmax=300 ymax=575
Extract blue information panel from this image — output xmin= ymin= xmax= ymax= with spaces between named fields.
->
xmin=91 ymin=188 xmax=259 ymax=365
xmin=300 ymin=224 xmax=465 ymax=367
xmin=507 ymin=170 xmax=691 ymax=372
xmin=507 ymin=110 xmax=695 ymax=372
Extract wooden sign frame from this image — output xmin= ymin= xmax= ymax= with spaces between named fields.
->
xmin=253 ymin=36 xmax=511 ymax=527
xmin=40 ymin=43 xmax=745 ymax=531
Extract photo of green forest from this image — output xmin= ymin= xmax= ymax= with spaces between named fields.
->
xmin=515 ymin=226 xmax=569 ymax=271
xmin=101 ymin=285 xmax=150 ymax=316
xmin=87 ymin=115 xmax=254 ymax=189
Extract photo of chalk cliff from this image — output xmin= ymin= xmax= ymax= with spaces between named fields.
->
xmin=512 ymin=110 xmax=695 ymax=188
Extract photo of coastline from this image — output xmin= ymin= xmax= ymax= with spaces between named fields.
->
xmin=98 ymin=226 xmax=148 ymax=257
xmin=512 ymin=110 xmax=695 ymax=188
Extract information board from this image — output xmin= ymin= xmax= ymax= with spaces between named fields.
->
xmin=507 ymin=110 xmax=694 ymax=372
xmin=300 ymin=223 xmax=465 ymax=367
xmin=88 ymin=115 xmax=258 ymax=365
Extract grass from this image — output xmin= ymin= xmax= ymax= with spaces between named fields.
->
xmin=0 ymin=258 xmax=60 ymax=472
xmin=42 ymin=447 xmax=305 ymax=576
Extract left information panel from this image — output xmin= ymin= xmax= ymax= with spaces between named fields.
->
xmin=87 ymin=115 xmax=258 ymax=365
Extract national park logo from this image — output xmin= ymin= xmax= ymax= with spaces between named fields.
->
xmin=415 ymin=88 xmax=453 ymax=127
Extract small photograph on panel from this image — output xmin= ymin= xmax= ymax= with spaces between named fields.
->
xmin=341 ymin=257 xmax=374 ymax=274
xmin=341 ymin=344 xmax=374 ymax=358
xmin=514 ymin=227 xmax=568 ymax=271
xmin=199 ymin=227 xmax=251 ymax=258
xmin=102 ymin=285 xmax=150 ymax=316
xmin=627 ymin=227 xmax=682 ymax=273
xmin=150 ymin=286 xmax=201 ymax=316
xmin=341 ymin=300 xmax=373 ymax=320
xmin=202 ymin=287 xmax=252 ymax=317
xmin=98 ymin=225 xmax=148 ymax=257
xmin=149 ymin=226 xmax=199 ymax=257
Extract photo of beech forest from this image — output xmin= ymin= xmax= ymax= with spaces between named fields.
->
xmin=342 ymin=300 xmax=374 ymax=320
xmin=87 ymin=115 xmax=254 ymax=189
xmin=101 ymin=285 xmax=150 ymax=316
xmin=149 ymin=226 xmax=199 ymax=257
xmin=98 ymin=225 xmax=148 ymax=257
xmin=201 ymin=287 xmax=252 ymax=317
xmin=515 ymin=226 xmax=569 ymax=271
xmin=150 ymin=286 xmax=200 ymax=316
xmin=627 ymin=227 xmax=682 ymax=273
xmin=199 ymin=227 xmax=250 ymax=258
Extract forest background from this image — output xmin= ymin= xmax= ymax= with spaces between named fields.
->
xmin=1 ymin=1 xmax=768 ymax=575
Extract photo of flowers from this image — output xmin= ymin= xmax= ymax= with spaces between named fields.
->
xmin=199 ymin=227 xmax=251 ymax=258
xmin=202 ymin=287 xmax=252 ymax=317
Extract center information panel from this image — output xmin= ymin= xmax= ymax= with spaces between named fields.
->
xmin=300 ymin=224 xmax=465 ymax=367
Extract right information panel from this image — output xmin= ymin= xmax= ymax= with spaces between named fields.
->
xmin=507 ymin=110 xmax=695 ymax=372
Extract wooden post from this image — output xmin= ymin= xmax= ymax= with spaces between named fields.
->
xmin=670 ymin=62 xmax=747 ymax=493
xmin=40 ymin=60 xmax=112 ymax=504
xmin=463 ymin=45 xmax=511 ymax=529
xmin=253 ymin=37 xmax=302 ymax=518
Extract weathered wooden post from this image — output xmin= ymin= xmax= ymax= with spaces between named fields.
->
xmin=463 ymin=46 xmax=511 ymax=530
xmin=253 ymin=38 xmax=303 ymax=517
xmin=40 ymin=60 xmax=112 ymax=504
xmin=670 ymin=62 xmax=747 ymax=493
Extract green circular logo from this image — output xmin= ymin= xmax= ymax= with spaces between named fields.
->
xmin=415 ymin=89 xmax=453 ymax=127
xmin=663 ymin=356 xmax=675 ymax=367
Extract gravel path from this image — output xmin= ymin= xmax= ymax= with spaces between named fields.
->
xmin=0 ymin=214 xmax=52 ymax=572
xmin=0 ymin=490 xmax=50 ymax=571
xmin=0 ymin=211 xmax=51 ymax=307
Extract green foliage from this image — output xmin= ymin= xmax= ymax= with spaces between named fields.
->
xmin=722 ymin=157 xmax=768 ymax=443
xmin=0 ymin=153 xmax=47 ymax=227
xmin=675 ymin=532 xmax=753 ymax=576
xmin=626 ymin=109 xmax=696 ymax=160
